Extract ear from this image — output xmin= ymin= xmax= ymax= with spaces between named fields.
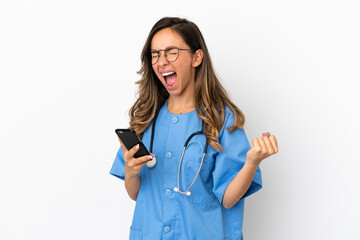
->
xmin=192 ymin=49 xmax=203 ymax=67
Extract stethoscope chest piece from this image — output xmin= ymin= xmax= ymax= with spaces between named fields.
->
xmin=146 ymin=155 xmax=157 ymax=168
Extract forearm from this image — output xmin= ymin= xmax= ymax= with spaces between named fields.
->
xmin=221 ymin=160 xmax=259 ymax=209
xmin=124 ymin=174 xmax=141 ymax=201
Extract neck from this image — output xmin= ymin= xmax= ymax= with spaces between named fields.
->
xmin=167 ymin=87 xmax=195 ymax=115
xmin=167 ymin=97 xmax=195 ymax=114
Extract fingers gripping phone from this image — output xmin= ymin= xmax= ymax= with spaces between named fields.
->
xmin=115 ymin=129 xmax=157 ymax=168
xmin=115 ymin=129 xmax=150 ymax=157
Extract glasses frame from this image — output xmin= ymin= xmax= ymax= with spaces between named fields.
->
xmin=151 ymin=47 xmax=193 ymax=65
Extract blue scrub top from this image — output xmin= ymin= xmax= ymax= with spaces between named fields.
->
xmin=110 ymin=100 xmax=262 ymax=240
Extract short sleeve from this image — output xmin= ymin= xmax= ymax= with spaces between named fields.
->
xmin=212 ymin=109 xmax=262 ymax=205
xmin=109 ymin=146 xmax=125 ymax=180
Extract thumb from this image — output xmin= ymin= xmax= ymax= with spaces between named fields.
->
xmin=128 ymin=144 xmax=140 ymax=158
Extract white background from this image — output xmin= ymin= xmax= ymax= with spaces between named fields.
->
xmin=1 ymin=0 xmax=359 ymax=239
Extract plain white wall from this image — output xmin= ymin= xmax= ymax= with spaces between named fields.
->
xmin=1 ymin=0 xmax=359 ymax=239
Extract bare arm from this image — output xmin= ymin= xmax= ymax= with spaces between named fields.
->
xmin=222 ymin=132 xmax=279 ymax=209
xmin=222 ymin=161 xmax=258 ymax=208
xmin=124 ymin=174 xmax=141 ymax=201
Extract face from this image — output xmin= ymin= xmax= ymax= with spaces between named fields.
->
xmin=151 ymin=28 xmax=202 ymax=97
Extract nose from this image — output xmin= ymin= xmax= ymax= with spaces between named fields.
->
xmin=157 ymin=52 xmax=169 ymax=66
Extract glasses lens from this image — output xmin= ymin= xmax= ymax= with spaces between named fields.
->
xmin=165 ymin=48 xmax=179 ymax=62
xmin=151 ymin=52 xmax=159 ymax=64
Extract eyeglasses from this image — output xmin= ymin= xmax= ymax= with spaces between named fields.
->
xmin=151 ymin=47 xmax=193 ymax=65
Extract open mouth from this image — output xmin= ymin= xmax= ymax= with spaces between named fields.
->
xmin=162 ymin=72 xmax=177 ymax=87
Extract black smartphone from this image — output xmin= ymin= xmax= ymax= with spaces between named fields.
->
xmin=115 ymin=129 xmax=151 ymax=158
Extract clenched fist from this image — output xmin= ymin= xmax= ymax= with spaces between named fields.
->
xmin=246 ymin=132 xmax=279 ymax=166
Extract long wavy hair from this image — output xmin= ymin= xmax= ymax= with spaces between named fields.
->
xmin=129 ymin=17 xmax=246 ymax=151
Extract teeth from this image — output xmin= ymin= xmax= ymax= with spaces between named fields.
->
xmin=162 ymin=72 xmax=175 ymax=77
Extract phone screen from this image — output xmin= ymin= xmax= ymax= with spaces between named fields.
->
xmin=115 ymin=129 xmax=150 ymax=158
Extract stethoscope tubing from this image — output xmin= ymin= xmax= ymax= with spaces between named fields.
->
xmin=148 ymin=107 xmax=209 ymax=196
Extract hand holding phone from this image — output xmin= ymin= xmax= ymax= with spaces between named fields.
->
xmin=115 ymin=129 xmax=157 ymax=168
xmin=115 ymin=129 xmax=150 ymax=158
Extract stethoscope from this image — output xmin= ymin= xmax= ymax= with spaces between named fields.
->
xmin=146 ymin=109 xmax=209 ymax=196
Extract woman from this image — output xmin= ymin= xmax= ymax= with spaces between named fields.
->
xmin=110 ymin=17 xmax=278 ymax=239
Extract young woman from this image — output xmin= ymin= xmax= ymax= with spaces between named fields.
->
xmin=110 ymin=17 xmax=278 ymax=240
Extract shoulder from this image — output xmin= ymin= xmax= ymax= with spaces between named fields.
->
xmin=218 ymin=105 xmax=244 ymax=138
xmin=222 ymin=105 xmax=236 ymax=128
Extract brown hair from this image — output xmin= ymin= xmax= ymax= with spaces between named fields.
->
xmin=129 ymin=17 xmax=245 ymax=151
